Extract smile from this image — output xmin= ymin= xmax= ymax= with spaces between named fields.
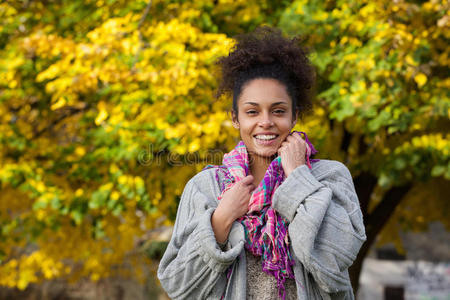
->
xmin=253 ymin=134 xmax=279 ymax=145
xmin=254 ymin=134 xmax=278 ymax=140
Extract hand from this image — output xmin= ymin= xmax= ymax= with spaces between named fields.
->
xmin=277 ymin=132 xmax=309 ymax=177
xmin=211 ymin=175 xmax=255 ymax=243
xmin=216 ymin=175 xmax=255 ymax=222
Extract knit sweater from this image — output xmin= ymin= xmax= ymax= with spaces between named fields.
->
xmin=157 ymin=160 xmax=367 ymax=299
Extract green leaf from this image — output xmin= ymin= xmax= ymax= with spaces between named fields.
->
xmin=89 ymin=190 xmax=110 ymax=209
xmin=70 ymin=210 xmax=83 ymax=225
xmin=431 ymin=165 xmax=446 ymax=177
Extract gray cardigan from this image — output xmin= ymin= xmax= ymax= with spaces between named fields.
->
xmin=157 ymin=160 xmax=367 ymax=299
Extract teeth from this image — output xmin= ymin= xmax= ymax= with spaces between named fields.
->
xmin=255 ymin=135 xmax=277 ymax=140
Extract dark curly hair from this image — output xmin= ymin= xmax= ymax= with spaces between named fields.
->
xmin=216 ymin=26 xmax=315 ymax=119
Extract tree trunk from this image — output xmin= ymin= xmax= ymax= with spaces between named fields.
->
xmin=349 ymin=237 xmax=372 ymax=295
xmin=349 ymin=182 xmax=412 ymax=297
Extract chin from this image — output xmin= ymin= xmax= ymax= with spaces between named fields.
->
xmin=252 ymin=148 xmax=278 ymax=159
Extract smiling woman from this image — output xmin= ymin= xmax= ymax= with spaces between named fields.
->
xmin=157 ymin=26 xmax=367 ymax=300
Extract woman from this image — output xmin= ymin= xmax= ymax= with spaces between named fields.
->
xmin=157 ymin=26 xmax=366 ymax=300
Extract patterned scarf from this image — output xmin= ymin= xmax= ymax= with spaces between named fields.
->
xmin=205 ymin=131 xmax=318 ymax=299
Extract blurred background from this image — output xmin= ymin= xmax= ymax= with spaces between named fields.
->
xmin=0 ymin=0 xmax=449 ymax=299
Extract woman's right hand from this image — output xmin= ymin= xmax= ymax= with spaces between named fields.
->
xmin=211 ymin=175 xmax=255 ymax=244
xmin=217 ymin=175 xmax=255 ymax=222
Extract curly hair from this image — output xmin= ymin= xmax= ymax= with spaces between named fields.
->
xmin=216 ymin=26 xmax=315 ymax=119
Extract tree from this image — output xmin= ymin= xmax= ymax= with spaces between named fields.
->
xmin=1 ymin=0 xmax=448 ymax=293
xmin=279 ymin=0 xmax=449 ymax=291
xmin=0 ymin=0 xmax=291 ymax=289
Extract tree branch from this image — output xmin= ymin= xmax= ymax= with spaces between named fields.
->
xmin=132 ymin=0 xmax=153 ymax=71
xmin=366 ymin=183 xmax=412 ymax=238
xmin=353 ymin=172 xmax=377 ymax=221
xmin=340 ymin=126 xmax=352 ymax=153
xmin=350 ymin=183 xmax=412 ymax=292
xmin=138 ymin=0 xmax=153 ymax=30
xmin=33 ymin=105 xmax=90 ymax=139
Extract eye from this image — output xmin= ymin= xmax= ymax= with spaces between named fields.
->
xmin=246 ymin=110 xmax=258 ymax=115
xmin=273 ymin=109 xmax=286 ymax=114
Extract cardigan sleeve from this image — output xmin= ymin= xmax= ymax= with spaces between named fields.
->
xmin=157 ymin=173 xmax=244 ymax=299
xmin=272 ymin=160 xmax=366 ymax=294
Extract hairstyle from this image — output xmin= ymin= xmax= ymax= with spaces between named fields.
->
xmin=216 ymin=26 xmax=315 ymax=119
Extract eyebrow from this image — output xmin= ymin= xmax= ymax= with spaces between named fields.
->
xmin=243 ymin=101 xmax=288 ymax=106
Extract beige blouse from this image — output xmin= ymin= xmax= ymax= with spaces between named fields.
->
xmin=246 ymin=250 xmax=298 ymax=300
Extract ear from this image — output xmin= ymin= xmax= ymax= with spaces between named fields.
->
xmin=231 ymin=110 xmax=240 ymax=129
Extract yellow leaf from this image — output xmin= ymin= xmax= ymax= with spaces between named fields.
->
xmin=51 ymin=98 xmax=66 ymax=110
xmin=8 ymin=80 xmax=17 ymax=88
xmin=134 ymin=176 xmax=144 ymax=187
xmin=188 ymin=138 xmax=200 ymax=152
xmin=405 ymin=55 xmax=417 ymax=66
xmin=295 ymin=4 xmax=304 ymax=15
xmin=414 ymin=73 xmax=427 ymax=87
xmin=95 ymin=109 xmax=108 ymax=125
xmin=110 ymin=191 xmax=120 ymax=201
xmin=75 ymin=146 xmax=86 ymax=156
xmin=118 ymin=175 xmax=127 ymax=185
xmin=75 ymin=188 xmax=83 ymax=197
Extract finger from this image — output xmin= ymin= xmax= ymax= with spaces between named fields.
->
xmin=283 ymin=133 xmax=294 ymax=142
xmin=291 ymin=132 xmax=305 ymax=144
xmin=286 ymin=134 xmax=296 ymax=142
xmin=240 ymin=175 xmax=254 ymax=185
xmin=293 ymin=131 xmax=304 ymax=139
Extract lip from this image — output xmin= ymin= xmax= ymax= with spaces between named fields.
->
xmin=253 ymin=134 xmax=279 ymax=146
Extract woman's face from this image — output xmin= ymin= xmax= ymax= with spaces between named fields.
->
xmin=232 ymin=78 xmax=297 ymax=160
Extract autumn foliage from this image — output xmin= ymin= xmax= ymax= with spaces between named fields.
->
xmin=0 ymin=0 xmax=448 ymax=290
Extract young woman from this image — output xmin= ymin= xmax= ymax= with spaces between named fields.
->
xmin=158 ymin=26 xmax=366 ymax=300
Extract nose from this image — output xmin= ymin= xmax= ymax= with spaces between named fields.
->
xmin=258 ymin=112 xmax=274 ymax=127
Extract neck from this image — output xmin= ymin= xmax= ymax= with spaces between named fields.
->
xmin=249 ymin=153 xmax=275 ymax=184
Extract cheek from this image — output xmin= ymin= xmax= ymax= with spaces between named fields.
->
xmin=280 ymin=118 xmax=294 ymax=130
xmin=279 ymin=120 xmax=295 ymax=140
xmin=237 ymin=119 xmax=252 ymax=132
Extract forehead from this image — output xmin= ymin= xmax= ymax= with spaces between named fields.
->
xmin=238 ymin=78 xmax=292 ymax=107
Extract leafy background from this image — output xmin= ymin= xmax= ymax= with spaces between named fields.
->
xmin=0 ymin=0 xmax=448 ymax=296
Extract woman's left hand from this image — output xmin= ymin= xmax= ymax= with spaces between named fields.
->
xmin=278 ymin=132 xmax=309 ymax=177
